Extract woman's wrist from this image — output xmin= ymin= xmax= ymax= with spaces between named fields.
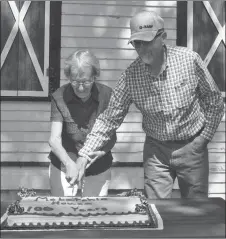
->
xmin=77 ymin=156 xmax=89 ymax=167
xmin=63 ymin=155 xmax=74 ymax=167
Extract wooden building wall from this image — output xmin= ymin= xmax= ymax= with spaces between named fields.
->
xmin=60 ymin=1 xmax=177 ymax=87
xmin=1 ymin=1 xmax=225 ymax=200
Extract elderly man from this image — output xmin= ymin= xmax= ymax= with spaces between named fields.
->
xmin=68 ymin=11 xmax=224 ymax=198
xmin=48 ymin=49 xmax=116 ymax=197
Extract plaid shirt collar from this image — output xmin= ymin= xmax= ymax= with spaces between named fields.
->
xmin=137 ymin=44 xmax=169 ymax=77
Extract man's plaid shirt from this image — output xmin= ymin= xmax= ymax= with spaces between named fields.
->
xmin=79 ymin=45 xmax=224 ymax=158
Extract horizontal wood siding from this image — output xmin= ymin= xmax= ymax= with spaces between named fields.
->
xmin=60 ymin=1 xmax=177 ymax=88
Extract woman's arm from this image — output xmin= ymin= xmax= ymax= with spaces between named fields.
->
xmin=49 ymin=121 xmax=79 ymax=182
xmin=48 ymin=121 xmax=72 ymax=166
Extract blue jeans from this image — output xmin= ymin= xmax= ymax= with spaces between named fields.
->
xmin=143 ymin=133 xmax=209 ymax=199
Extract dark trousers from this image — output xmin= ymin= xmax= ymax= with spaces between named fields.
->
xmin=143 ymin=134 xmax=209 ymax=199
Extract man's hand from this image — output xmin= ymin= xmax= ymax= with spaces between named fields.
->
xmin=66 ymin=157 xmax=88 ymax=186
xmin=86 ymin=150 xmax=106 ymax=168
xmin=88 ymin=150 xmax=105 ymax=159
xmin=192 ymin=135 xmax=209 ymax=153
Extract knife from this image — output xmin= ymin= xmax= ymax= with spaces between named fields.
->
xmin=80 ymin=176 xmax=85 ymax=198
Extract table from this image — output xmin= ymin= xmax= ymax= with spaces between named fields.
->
xmin=1 ymin=198 xmax=225 ymax=238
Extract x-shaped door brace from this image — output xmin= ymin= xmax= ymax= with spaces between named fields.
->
xmin=1 ymin=1 xmax=48 ymax=92
xmin=203 ymin=1 xmax=225 ymax=65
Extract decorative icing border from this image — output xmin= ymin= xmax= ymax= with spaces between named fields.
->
xmin=149 ymin=204 xmax=164 ymax=230
xmin=3 ymin=219 xmax=156 ymax=231
xmin=16 ymin=211 xmax=146 ymax=217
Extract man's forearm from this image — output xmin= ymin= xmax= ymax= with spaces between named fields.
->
xmin=101 ymin=133 xmax=117 ymax=153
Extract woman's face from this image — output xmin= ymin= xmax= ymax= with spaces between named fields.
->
xmin=70 ymin=66 xmax=94 ymax=100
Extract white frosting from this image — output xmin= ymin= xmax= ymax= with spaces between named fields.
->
xmin=6 ymin=197 xmax=150 ymax=227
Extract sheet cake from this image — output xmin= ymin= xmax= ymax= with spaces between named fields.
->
xmin=1 ymin=196 xmax=163 ymax=230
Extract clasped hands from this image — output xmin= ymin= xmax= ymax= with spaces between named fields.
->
xmin=65 ymin=150 xmax=106 ymax=186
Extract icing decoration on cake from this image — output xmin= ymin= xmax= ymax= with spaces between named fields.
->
xmin=119 ymin=188 xmax=144 ymax=197
xmin=118 ymin=188 xmax=149 ymax=214
xmin=135 ymin=198 xmax=148 ymax=214
xmin=8 ymin=201 xmax=24 ymax=215
xmin=17 ymin=187 xmax=36 ymax=198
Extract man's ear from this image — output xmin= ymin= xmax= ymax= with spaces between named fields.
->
xmin=162 ymin=31 xmax=167 ymax=41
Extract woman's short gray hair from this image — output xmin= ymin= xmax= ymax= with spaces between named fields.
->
xmin=64 ymin=50 xmax=100 ymax=79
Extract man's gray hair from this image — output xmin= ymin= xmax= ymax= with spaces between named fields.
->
xmin=64 ymin=50 xmax=100 ymax=79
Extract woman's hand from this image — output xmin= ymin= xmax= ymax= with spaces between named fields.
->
xmin=65 ymin=151 xmax=106 ymax=185
xmin=66 ymin=157 xmax=89 ymax=186
xmin=65 ymin=159 xmax=78 ymax=183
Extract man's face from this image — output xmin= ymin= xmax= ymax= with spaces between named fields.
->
xmin=131 ymin=32 xmax=164 ymax=65
xmin=70 ymin=66 xmax=94 ymax=100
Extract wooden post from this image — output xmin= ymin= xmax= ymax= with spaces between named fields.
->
xmin=187 ymin=1 xmax=193 ymax=50
xmin=49 ymin=1 xmax=62 ymax=96
xmin=177 ymin=1 xmax=187 ymax=47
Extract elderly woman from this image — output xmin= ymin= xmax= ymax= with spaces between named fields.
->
xmin=48 ymin=49 xmax=116 ymax=197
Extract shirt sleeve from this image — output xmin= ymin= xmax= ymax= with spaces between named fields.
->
xmin=79 ymin=72 xmax=132 ymax=159
xmin=50 ymin=96 xmax=63 ymax=122
xmin=195 ymin=53 xmax=224 ymax=141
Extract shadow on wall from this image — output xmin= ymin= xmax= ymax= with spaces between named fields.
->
xmin=60 ymin=1 xmax=177 ymax=84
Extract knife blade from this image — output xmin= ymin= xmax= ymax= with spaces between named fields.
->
xmin=81 ymin=176 xmax=85 ymax=198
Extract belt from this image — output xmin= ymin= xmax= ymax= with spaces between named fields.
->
xmin=147 ymin=126 xmax=205 ymax=144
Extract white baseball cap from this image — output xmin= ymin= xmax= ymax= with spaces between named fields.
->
xmin=128 ymin=11 xmax=164 ymax=44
